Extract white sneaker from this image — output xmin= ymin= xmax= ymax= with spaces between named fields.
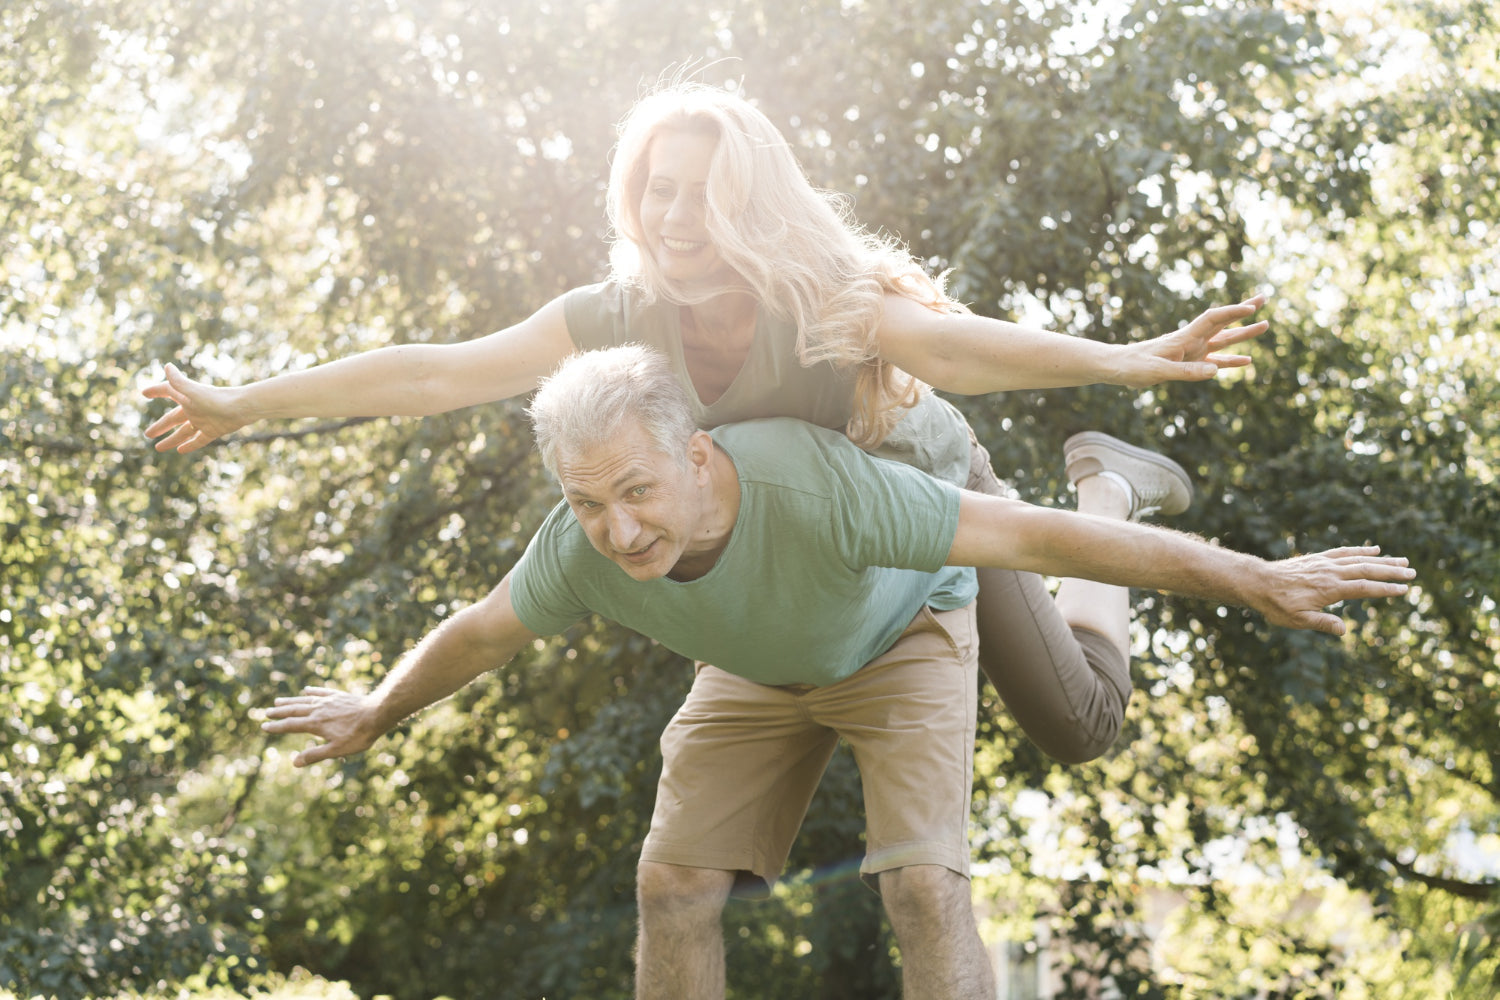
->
xmin=1064 ymin=431 xmax=1193 ymax=521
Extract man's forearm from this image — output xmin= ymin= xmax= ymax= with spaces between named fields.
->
xmin=950 ymin=495 xmax=1261 ymax=604
xmin=260 ymin=580 xmax=536 ymax=765
xmin=366 ymin=604 xmax=525 ymax=732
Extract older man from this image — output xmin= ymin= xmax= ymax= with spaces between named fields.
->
xmin=261 ymin=344 xmax=1412 ymax=1000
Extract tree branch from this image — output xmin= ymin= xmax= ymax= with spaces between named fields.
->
xmin=232 ymin=417 xmax=381 ymax=444
xmin=1389 ymin=858 xmax=1499 ymax=901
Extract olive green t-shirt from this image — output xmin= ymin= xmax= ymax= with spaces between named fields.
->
xmin=564 ymin=281 xmax=972 ymax=487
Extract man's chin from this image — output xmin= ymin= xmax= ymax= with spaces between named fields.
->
xmin=613 ymin=549 xmax=667 ymax=581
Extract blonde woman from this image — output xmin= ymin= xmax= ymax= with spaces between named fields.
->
xmin=145 ymin=82 xmax=1267 ymax=763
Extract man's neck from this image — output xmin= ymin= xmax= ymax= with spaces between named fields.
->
xmin=667 ymin=442 xmax=741 ymax=582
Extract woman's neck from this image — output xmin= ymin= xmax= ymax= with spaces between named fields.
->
xmin=679 ymin=290 xmax=759 ymax=406
xmin=682 ymin=289 xmax=758 ymax=343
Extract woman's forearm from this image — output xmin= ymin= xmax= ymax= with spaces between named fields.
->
xmin=236 ymin=344 xmax=481 ymax=421
xmin=145 ymin=295 xmax=576 ymax=453
xmin=876 ymin=292 xmax=1264 ymax=395
xmin=247 ymin=297 xmax=575 ymax=421
xmin=932 ymin=318 xmax=1123 ymax=394
xmin=877 ymin=298 xmax=1118 ymax=393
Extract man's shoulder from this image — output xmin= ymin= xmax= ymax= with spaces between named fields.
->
xmin=712 ymin=416 xmax=849 ymax=453
xmin=712 ymin=418 xmax=854 ymax=483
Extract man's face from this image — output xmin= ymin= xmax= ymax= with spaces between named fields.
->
xmin=556 ymin=419 xmax=709 ymax=582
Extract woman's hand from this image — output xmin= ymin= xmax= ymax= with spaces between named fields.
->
xmin=142 ymin=363 xmax=252 ymax=453
xmin=1110 ymin=294 xmax=1269 ymax=388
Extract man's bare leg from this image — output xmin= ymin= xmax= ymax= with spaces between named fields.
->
xmin=880 ymin=865 xmax=995 ymax=1000
xmin=635 ymin=861 xmax=735 ymax=1000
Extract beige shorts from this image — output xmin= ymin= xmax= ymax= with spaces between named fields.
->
xmin=640 ymin=603 xmax=979 ymax=897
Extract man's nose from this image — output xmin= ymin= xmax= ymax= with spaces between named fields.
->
xmin=607 ymin=506 xmax=642 ymax=549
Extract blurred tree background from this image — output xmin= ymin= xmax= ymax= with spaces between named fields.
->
xmin=2 ymin=0 xmax=1496 ymax=997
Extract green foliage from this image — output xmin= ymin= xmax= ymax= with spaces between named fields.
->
xmin=3 ymin=0 xmax=1496 ymax=998
xmin=0 ymin=966 xmax=367 ymax=999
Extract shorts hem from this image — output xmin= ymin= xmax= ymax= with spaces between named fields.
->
xmin=641 ymin=839 xmax=774 ymax=883
xmin=859 ymin=841 xmax=972 ymax=881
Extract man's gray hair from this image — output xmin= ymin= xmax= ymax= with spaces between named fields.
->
xmin=527 ymin=344 xmax=699 ymax=478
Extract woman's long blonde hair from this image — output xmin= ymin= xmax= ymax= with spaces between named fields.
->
xmin=605 ymin=82 xmax=965 ymax=447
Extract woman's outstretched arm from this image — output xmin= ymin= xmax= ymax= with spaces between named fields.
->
xmin=143 ymin=293 xmax=575 ymax=453
xmin=876 ymin=292 xmax=1269 ymax=395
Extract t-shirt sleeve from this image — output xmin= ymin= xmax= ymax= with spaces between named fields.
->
xmin=823 ymin=434 xmax=963 ymax=572
xmin=562 ymin=281 xmax=628 ymax=351
xmin=507 ymin=505 xmax=594 ymax=636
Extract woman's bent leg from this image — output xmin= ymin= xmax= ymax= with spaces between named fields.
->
xmin=965 ymin=433 xmax=1131 ymax=764
xmin=972 ymin=565 xmax=1130 ymax=763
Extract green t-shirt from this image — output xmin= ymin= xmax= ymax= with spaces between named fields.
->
xmin=564 ymin=281 xmax=972 ymax=487
xmin=508 ymin=418 xmax=978 ymax=687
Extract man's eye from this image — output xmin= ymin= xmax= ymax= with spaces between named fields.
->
xmin=631 ymin=486 xmax=649 ymax=497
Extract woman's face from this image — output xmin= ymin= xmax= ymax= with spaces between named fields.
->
xmin=638 ymin=129 xmax=733 ymax=286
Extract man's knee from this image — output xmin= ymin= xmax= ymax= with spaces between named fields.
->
xmin=879 ymin=865 xmax=973 ymax=929
xmin=637 ymin=861 xmax=734 ymax=920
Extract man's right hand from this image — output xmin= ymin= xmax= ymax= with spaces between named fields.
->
xmin=142 ymin=363 xmax=252 ymax=453
xmin=261 ymin=686 xmax=383 ymax=767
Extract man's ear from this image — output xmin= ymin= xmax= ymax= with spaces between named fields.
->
xmin=686 ymin=430 xmax=715 ymax=481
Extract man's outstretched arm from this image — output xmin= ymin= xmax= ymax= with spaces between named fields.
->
xmin=260 ymin=575 xmax=539 ymax=766
xmin=946 ymin=494 xmax=1414 ymax=636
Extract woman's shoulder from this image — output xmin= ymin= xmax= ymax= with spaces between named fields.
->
xmin=563 ymin=278 xmax=671 ymax=348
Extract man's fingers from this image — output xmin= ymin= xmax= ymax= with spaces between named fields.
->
xmin=1307 ymin=613 xmax=1346 ymax=637
xmin=1335 ymin=579 xmax=1411 ymax=600
xmin=1360 ymin=563 xmax=1416 ymax=583
xmin=1338 ymin=557 xmax=1414 ymax=583
xmin=261 ymin=688 xmax=364 ymax=766
xmin=264 ymin=694 xmax=329 ymax=720
xmin=268 ymin=687 xmax=339 ymax=708
xmin=1319 ymin=545 xmax=1383 ymax=558
xmin=140 ymin=382 xmax=179 ymax=403
xmin=265 ymin=701 xmax=318 ymax=719
xmin=293 ymin=742 xmax=340 ymax=768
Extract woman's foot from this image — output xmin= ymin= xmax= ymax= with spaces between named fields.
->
xmin=1064 ymin=431 xmax=1192 ymax=521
